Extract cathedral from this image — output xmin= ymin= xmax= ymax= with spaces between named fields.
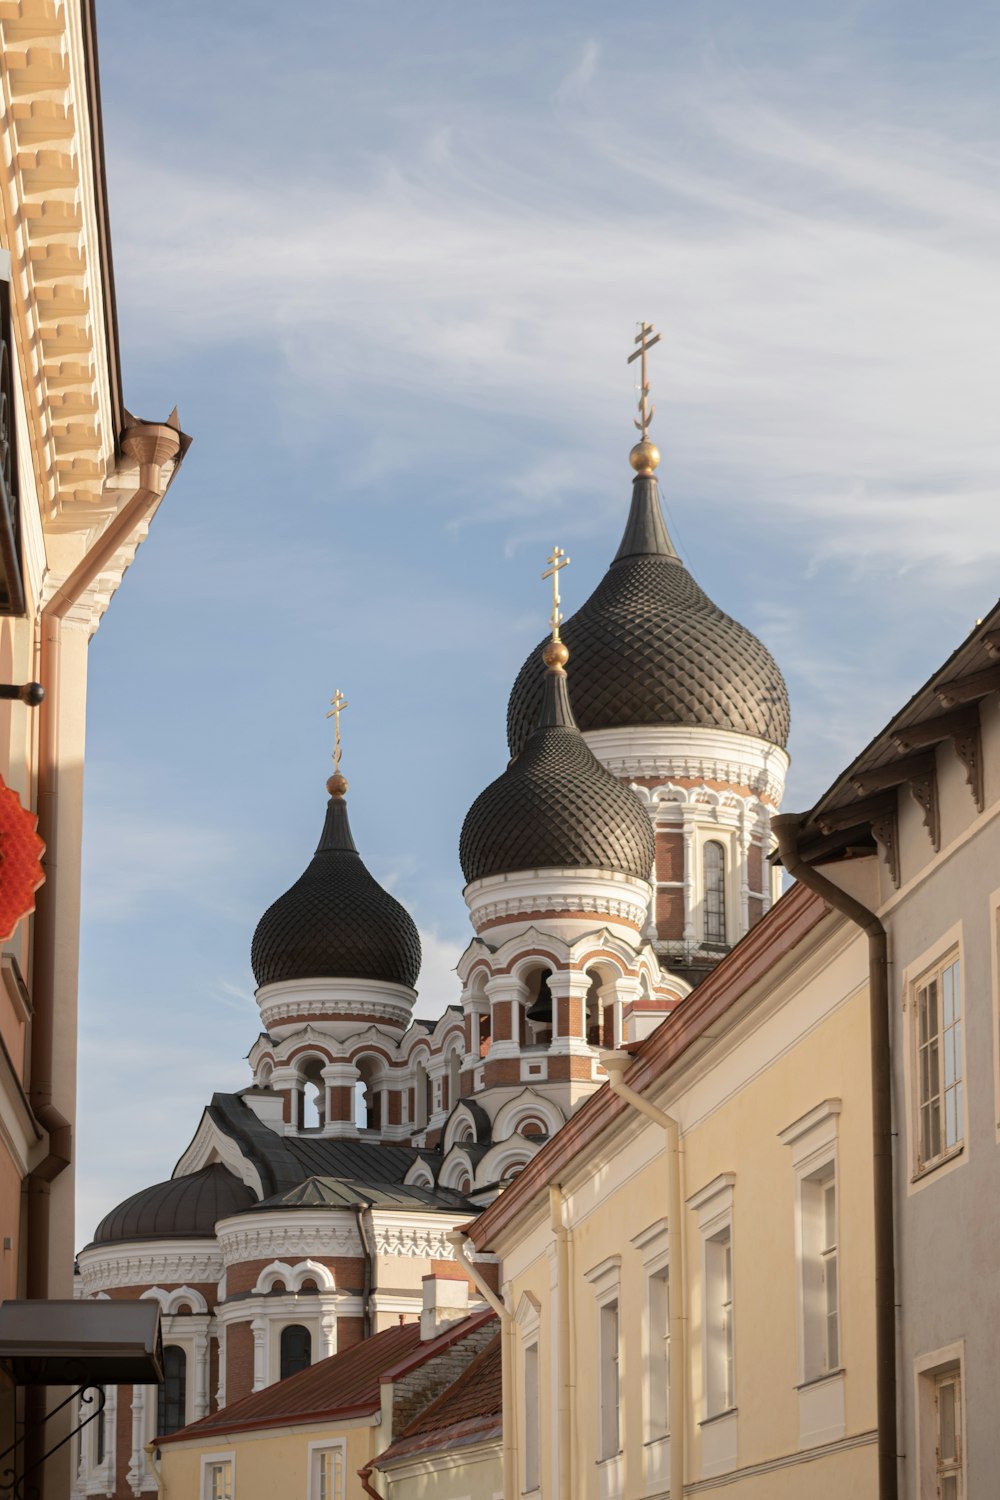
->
xmin=74 ymin=341 xmax=790 ymax=1497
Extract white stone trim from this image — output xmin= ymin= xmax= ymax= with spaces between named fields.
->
xmin=584 ymin=725 xmax=788 ymax=805
xmin=215 ymin=1212 xmax=362 ymax=1264
xmin=76 ymin=1242 xmax=223 ymax=1295
xmin=256 ymin=977 xmax=416 ymax=1036
xmin=465 ymin=868 xmax=652 ymax=932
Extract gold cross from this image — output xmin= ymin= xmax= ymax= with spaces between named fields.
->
xmin=542 ymin=545 xmax=570 ymax=640
xmin=326 ymin=690 xmax=348 ymax=774
xmin=627 ymin=321 xmax=661 ymax=440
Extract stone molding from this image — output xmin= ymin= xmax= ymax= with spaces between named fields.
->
xmin=256 ymin=977 xmax=415 ymax=1035
xmin=585 ymin=725 xmax=788 ymax=806
xmin=76 ymin=1241 xmax=222 ymax=1295
xmin=215 ymin=1213 xmax=363 ymax=1264
xmin=465 ymin=867 xmax=651 ymax=933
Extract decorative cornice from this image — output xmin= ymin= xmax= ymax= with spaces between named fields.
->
xmin=584 ymin=725 xmax=788 ymax=806
xmin=215 ymin=1215 xmax=362 ymax=1264
xmin=466 ymin=868 xmax=651 ymax=935
xmin=76 ymin=1241 xmax=222 ymax=1295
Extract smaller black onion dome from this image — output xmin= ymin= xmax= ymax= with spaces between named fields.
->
xmin=90 ymin=1164 xmax=255 ymax=1247
xmin=251 ymin=790 xmax=421 ymax=990
xmin=460 ymin=648 xmax=655 ymax=886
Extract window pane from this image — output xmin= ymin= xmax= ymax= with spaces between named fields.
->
xmin=280 ymin=1324 xmax=312 ymax=1381
xmin=939 ymin=1380 xmax=956 ymax=1459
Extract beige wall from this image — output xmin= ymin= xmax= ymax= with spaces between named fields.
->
xmin=160 ymin=1419 xmax=376 ymax=1500
xmin=378 ymin=1441 xmax=502 ymax=1500
xmin=490 ymin=917 xmax=879 ymax=1497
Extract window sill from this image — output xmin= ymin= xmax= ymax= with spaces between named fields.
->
xmin=912 ymin=1144 xmax=964 ymax=1183
xmin=644 ymin=1434 xmax=669 ymax=1447
xmin=699 ymin=1406 xmax=737 ymax=1428
xmin=796 ymin=1367 xmax=844 ymax=1391
xmin=595 ymin=1451 xmax=624 ymax=1466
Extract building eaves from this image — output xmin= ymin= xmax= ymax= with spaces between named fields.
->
xmin=466 ymin=879 xmax=827 ymax=1251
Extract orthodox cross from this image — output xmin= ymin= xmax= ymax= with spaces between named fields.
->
xmin=627 ymin=321 xmax=661 ymax=440
xmin=542 ymin=545 xmax=570 ymax=640
xmin=326 ymin=690 xmax=348 ymax=774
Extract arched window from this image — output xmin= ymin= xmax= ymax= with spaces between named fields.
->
xmin=280 ymin=1324 xmax=312 ymax=1381
xmin=448 ymin=1048 xmax=462 ymax=1111
xmin=414 ymin=1060 xmax=429 ymax=1130
xmin=156 ymin=1346 xmax=187 ymax=1436
xmin=703 ymin=841 xmax=727 ymax=945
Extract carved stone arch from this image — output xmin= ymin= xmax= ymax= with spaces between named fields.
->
xmin=442 ymin=1099 xmax=492 ymax=1151
xmin=438 ymin=1148 xmax=475 ymax=1192
xmin=253 ymin=1259 xmax=297 ymax=1294
xmin=403 ymin=1156 xmax=436 ymax=1189
xmin=347 ymin=1042 xmax=394 ymax=1073
xmin=476 ymin=1138 xmax=539 ymax=1187
xmin=290 ymin=1259 xmax=335 ymax=1292
xmin=142 ymin=1284 xmax=209 ymax=1315
xmin=492 ymin=1089 xmax=565 ymax=1143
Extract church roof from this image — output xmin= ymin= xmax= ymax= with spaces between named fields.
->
xmin=250 ymin=791 xmax=421 ymax=990
xmin=375 ymin=1332 xmax=503 ymax=1466
xmin=252 ymin=1175 xmax=475 ymax=1213
xmin=88 ymin=1164 xmax=255 ymax=1247
xmin=506 ymin=474 xmax=790 ymax=754
xmin=460 ymin=657 xmax=655 ymax=885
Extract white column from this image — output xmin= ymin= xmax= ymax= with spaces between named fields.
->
xmin=738 ymin=809 xmax=751 ymax=940
xmin=320 ymin=1304 xmax=338 ymax=1359
xmin=682 ymin=812 xmax=696 ymax=945
xmin=216 ymin=1325 xmax=227 ymax=1410
xmin=251 ymin=1317 xmax=268 ymax=1391
xmin=193 ymin=1326 xmax=210 ymax=1420
xmin=126 ymin=1386 xmax=147 ymax=1495
xmin=484 ymin=976 xmax=525 ymax=1059
xmin=547 ymin=971 xmax=594 ymax=1056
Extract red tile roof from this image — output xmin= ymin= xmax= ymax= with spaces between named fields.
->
xmin=159 ymin=1322 xmax=422 ymax=1442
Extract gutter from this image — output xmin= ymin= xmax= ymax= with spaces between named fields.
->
xmin=27 ymin=417 xmax=184 ymax=1299
xmin=356 ymin=1205 xmax=375 ymax=1338
xmin=600 ymin=1051 xmax=686 ymax=1500
xmin=447 ymin=1231 xmax=514 ymax=1500
xmin=772 ymin=813 xmax=897 ymax=1500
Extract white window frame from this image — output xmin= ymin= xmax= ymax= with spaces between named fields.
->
xmin=688 ymin=1174 xmax=737 ymax=1480
xmin=515 ymin=1292 xmax=542 ymax=1497
xmin=989 ymin=887 xmax=1000 ymax=1142
xmin=914 ymin=1343 xmax=965 ymax=1500
xmin=200 ymin=1452 xmax=234 ymax=1500
xmin=307 ymin=1439 xmax=346 ymax=1500
xmin=779 ymin=1099 xmax=846 ymax=1449
xmin=632 ymin=1218 xmax=671 ymax=1494
xmin=584 ymin=1255 xmax=623 ymax=1472
xmin=903 ymin=925 xmax=967 ymax=1191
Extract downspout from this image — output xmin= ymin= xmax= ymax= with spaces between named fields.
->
xmin=772 ymin=813 xmax=897 ymax=1500
xmin=601 ymin=1051 xmax=685 ymax=1500
xmin=548 ymin=1184 xmax=573 ymax=1500
xmin=27 ymin=419 xmax=182 ymax=1298
xmin=447 ymin=1230 xmax=514 ymax=1500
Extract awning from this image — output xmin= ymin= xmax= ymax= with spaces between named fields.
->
xmin=0 ymin=1299 xmax=163 ymax=1385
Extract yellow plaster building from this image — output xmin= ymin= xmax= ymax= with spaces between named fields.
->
xmin=463 ymin=878 xmax=880 ymax=1498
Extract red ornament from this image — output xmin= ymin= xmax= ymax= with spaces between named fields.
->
xmin=0 ymin=775 xmax=44 ymax=942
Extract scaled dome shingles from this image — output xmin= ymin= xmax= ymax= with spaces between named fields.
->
xmin=251 ymin=796 xmax=421 ymax=991
xmin=507 ymin=476 xmax=790 ymax=756
xmin=91 ymin=1163 xmax=255 ymax=1246
xmin=460 ymin=670 xmax=656 ymax=885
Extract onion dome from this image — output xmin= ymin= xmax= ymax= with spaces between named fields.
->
xmin=251 ymin=774 xmax=421 ymax=990
xmin=506 ymin=471 xmax=790 ymax=756
xmin=89 ymin=1163 xmax=255 ymax=1246
xmin=460 ymin=640 xmax=655 ymax=885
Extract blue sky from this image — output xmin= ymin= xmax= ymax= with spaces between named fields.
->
xmin=75 ymin=0 xmax=1000 ymax=1244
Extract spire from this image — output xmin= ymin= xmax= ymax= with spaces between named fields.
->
xmin=325 ymin=689 xmax=349 ymax=799
xmin=537 ymin=545 xmax=575 ymax=728
xmin=616 ymin=321 xmax=679 ymax=564
xmin=317 ymin=688 xmax=357 ymax=851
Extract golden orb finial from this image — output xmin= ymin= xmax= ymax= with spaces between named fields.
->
xmin=326 ymin=771 xmax=348 ymax=798
xmin=543 ymin=639 xmax=570 ymax=670
xmin=629 ymin=439 xmax=661 ymax=475
xmin=626 ymin=321 xmax=662 ymax=468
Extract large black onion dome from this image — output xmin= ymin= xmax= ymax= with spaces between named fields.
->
xmin=90 ymin=1164 xmax=255 ymax=1247
xmin=507 ymin=475 xmax=790 ymax=756
xmin=251 ymin=794 xmax=421 ymax=990
xmin=460 ymin=660 xmax=655 ymax=885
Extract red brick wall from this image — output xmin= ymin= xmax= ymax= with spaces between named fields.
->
xmin=226 ymin=1320 xmax=255 ymax=1404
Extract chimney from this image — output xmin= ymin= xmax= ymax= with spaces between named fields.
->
xmin=420 ymin=1273 xmax=469 ymax=1341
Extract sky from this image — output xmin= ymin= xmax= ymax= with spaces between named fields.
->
xmin=75 ymin=0 xmax=1000 ymax=1246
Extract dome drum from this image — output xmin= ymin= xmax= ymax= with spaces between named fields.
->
xmin=465 ymin=866 xmax=652 ymax=943
xmin=256 ymin=976 xmax=417 ymax=1040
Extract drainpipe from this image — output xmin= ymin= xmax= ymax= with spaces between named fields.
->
xmin=600 ymin=1051 xmax=685 ymax=1500
xmin=548 ymin=1184 xmax=573 ymax=1500
xmin=27 ymin=418 xmax=183 ymax=1298
xmin=447 ymin=1230 xmax=514 ymax=1500
xmin=772 ymin=813 xmax=897 ymax=1500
